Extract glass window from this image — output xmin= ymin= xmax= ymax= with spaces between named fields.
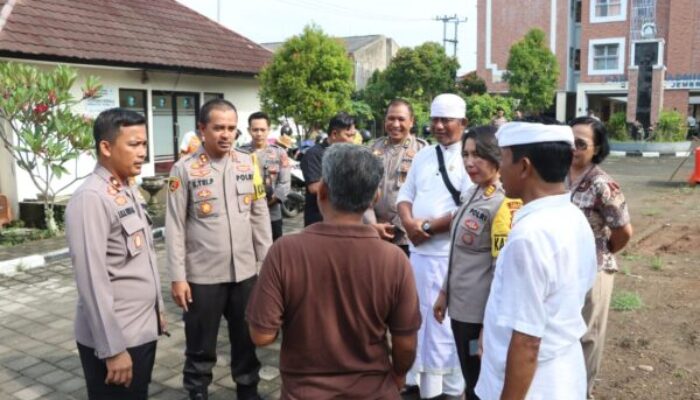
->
xmin=574 ymin=0 xmax=582 ymax=23
xmin=592 ymin=44 xmax=619 ymax=70
xmin=119 ymin=89 xmax=149 ymax=161
xmin=204 ymin=92 xmax=224 ymax=103
xmin=595 ymin=0 xmax=622 ymax=18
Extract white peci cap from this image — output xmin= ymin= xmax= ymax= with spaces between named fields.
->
xmin=430 ymin=93 xmax=466 ymax=118
xmin=496 ymin=122 xmax=574 ymax=147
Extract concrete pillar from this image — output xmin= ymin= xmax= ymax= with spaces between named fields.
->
xmin=556 ymin=91 xmax=568 ymax=123
xmin=0 ymin=124 xmax=19 ymax=217
xmin=575 ymin=84 xmax=588 ymax=117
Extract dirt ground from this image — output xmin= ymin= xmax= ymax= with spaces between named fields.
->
xmin=593 ymin=156 xmax=700 ymax=400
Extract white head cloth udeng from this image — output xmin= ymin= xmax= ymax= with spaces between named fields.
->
xmin=430 ymin=93 xmax=466 ymax=118
xmin=496 ymin=122 xmax=574 ymax=147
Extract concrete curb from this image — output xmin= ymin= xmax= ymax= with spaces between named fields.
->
xmin=0 ymin=227 xmax=165 ymax=277
xmin=609 ymin=151 xmax=690 ymax=158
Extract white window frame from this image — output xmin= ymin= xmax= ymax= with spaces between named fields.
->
xmin=588 ymin=37 xmax=626 ymax=75
xmin=590 ymin=0 xmax=627 ymax=23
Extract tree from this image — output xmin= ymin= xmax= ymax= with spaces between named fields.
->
xmin=466 ymin=94 xmax=515 ymax=126
xmin=0 ymin=62 xmax=101 ymax=235
xmin=359 ymin=42 xmax=460 ymax=126
xmin=504 ymin=28 xmax=559 ymax=115
xmin=259 ymin=25 xmax=353 ymax=137
xmin=457 ymin=71 xmax=487 ymax=96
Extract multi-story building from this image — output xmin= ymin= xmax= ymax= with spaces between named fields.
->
xmin=476 ymin=0 xmax=700 ymax=127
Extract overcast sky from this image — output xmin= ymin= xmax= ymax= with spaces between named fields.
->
xmin=176 ymin=0 xmax=477 ymax=74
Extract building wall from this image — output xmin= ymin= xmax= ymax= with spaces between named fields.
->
xmin=352 ymin=37 xmax=398 ymax=89
xmin=579 ymin=0 xmax=630 ymax=83
xmin=476 ymin=0 xmax=570 ymax=92
xmin=0 ymin=59 xmax=261 ymax=214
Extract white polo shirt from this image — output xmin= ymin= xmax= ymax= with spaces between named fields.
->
xmin=475 ymin=193 xmax=597 ymax=400
xmin=396 ymin=141 xmax=472 ymax=256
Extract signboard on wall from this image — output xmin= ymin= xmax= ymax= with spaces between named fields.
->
xmin=665 ymin=73 xmax=700 ymax=90
xmin=83 ymin=87 xmax=118 ymax=117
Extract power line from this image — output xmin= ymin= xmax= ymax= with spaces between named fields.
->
xmin=435 ymin=14 xmax=467 ymax=57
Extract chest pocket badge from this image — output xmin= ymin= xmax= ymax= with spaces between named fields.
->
xmin=236 ymin=180 xmax=255 ymax=212
xmin=121 ymin=215 xmax=145 ymax=258
xmin=458 ymin=212 xmax=487 ymax=247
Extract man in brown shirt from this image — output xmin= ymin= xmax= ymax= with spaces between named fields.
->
xmin=246 ymin=144 xmax=421 ymax=399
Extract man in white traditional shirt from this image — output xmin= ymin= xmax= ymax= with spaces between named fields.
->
xmin=475 ymin=121 xmax=597 ymax=400
xmin=397 ymin=93 xmax=472 ymax=399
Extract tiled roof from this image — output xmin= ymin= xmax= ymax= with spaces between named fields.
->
xmin=0 ymin=0 xmax=272 ymax=75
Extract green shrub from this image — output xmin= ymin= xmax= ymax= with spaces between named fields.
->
xmin=606 ymin=112 xmax=628 ymax=141
xmin=654 ymin=110 xmax=686 ymax=142
xmin=466 ymin=94 xmax=515 ymax=126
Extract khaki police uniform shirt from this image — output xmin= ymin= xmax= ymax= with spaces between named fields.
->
xmin=166 ymin=146 xmax=272 ymax=284
xmin=370 ymin=135 xmax=427 ymax=245
xmin=242 ymin=144 xmax=291 ymax=222
xmin=443 ymin=182 xmax=521 ymax=323
xmin=65 ymin=165 xmax=163 ymax=359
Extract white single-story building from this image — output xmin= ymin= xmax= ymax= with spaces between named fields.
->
xmin=0 ymin=0 xmax=271 ymax=217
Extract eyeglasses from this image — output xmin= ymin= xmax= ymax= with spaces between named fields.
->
xmin=574 ymin=138 xmax=593 ymax=151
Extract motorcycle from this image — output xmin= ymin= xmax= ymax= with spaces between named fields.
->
xmin=282 ymin=159 xmax=306 ymax=218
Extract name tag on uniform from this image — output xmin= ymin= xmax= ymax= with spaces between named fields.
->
xmin=236 ymin=173 xmax=253 ymax=182
xmin=189 ymin=178 xmax=214 ymax=189
xmin=118 ymin=206 xmax=136 ymax=219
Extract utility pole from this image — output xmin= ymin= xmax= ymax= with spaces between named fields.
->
xmin=216 ymin=0 xmax=221 ymax=23
xmin=435 ymin=14 xmax=467 ymax=58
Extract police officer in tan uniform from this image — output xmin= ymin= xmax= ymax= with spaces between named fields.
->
xmin=166 ymin=99 xmax=271 ymax=400
xmin=65 ymin=108 xmax=165 ymax=400
xmin=369 ymin=99 xmax=427 ymax=255
xmin=242 ymin=111 xmax=291 ymax=241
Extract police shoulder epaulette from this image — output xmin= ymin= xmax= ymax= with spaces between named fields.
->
xmin=235 ymin=146 xmax=252 ymax=155
xmin=416 ymin=137 xmax=428 ymax=146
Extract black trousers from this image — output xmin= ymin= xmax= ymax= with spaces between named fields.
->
xmin=271 ymin=219 xmax=283 ymax=241
xmin=451 ymin=320 xmax=483 ymax=400
xmin=398 ymin=244 xmax=410 ymax=258
xmin=78 ymin=341 xmax=156 ymax=400
xmin=183 ymin=278 xmax=261 ymax=399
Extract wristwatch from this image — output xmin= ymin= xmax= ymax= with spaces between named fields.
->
xmin=421 ymin=220 xmax=433 ymax=235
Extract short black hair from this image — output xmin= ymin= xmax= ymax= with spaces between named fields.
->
xmin=386 ymin=98 xmax=415 ymax=119
xmin=462 ymin=125 xmax=500 ymax=168
xmin=508 ymin=118 xmax=572 ymax=183
xmin=327 ymin=111 xmax=355 ymax=134
xmin=198 ymin=98 xmax=237 ymax=125
xmin=248 ymin=111 xmax=270 ymax=127
xmin=569 ymin=116 xmax=610 ymax=164
xmin=93 ymin=108 xmax=146 ymax=153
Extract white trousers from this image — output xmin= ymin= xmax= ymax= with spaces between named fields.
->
xmin=407 ymin=253 xmax=464 ymax=397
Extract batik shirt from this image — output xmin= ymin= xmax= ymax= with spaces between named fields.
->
xmin=566 ymin=165 xmax=630 ymax=272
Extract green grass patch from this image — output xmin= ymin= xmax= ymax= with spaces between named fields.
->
xmin=621 ymin=252 xmax=642 ymax=262
xmin=650 ymin=256 xmax=663 ymax=271
xmin=611 ymin=291 xmax=643 ymax=311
